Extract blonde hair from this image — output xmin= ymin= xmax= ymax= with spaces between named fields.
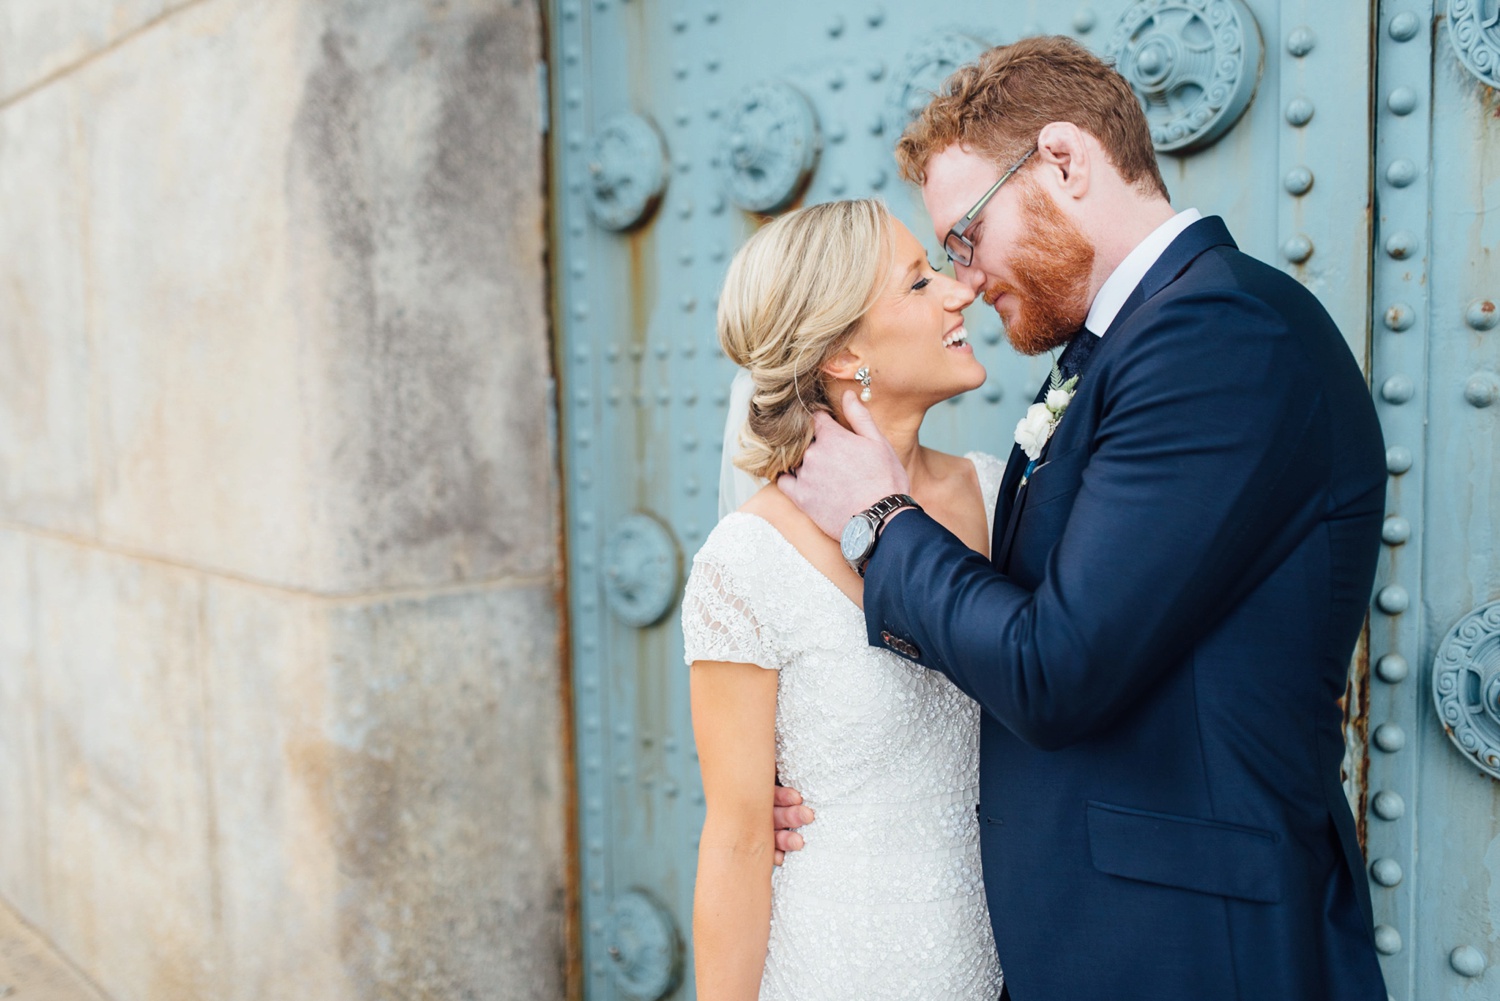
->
xmin=717 ymin=199 xmax=891 ymax=480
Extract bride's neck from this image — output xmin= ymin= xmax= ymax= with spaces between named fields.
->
xmin=836 ymin=398 xmax=937 ymax=494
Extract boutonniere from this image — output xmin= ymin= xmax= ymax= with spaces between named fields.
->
xmin=1014 ymin=364 xmax=1079 ymax=471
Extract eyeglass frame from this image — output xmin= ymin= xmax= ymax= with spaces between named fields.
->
xmin=941 ymin=146 xmax=1038 ymax=268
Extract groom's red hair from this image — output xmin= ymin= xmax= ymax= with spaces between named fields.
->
xmin=895 ymin=36 xmax=1169 ymax=200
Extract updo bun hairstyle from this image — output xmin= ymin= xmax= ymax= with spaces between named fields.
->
xmin=716 ymin=199 xmax=891 ymax=481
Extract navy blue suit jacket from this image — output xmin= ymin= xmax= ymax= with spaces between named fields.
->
xmin=863 ymin=218 xmax=1388 ymax=1001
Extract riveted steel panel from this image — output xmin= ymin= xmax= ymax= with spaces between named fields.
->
xmin=548 ymin=3 xmax=1377 ymax=997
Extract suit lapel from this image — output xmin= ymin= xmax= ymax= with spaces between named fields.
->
xmin=992 ymin=216 xmax=1238 ymax=572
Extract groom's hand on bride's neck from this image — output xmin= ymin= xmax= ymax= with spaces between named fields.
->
xmin=778 ymin=391 xmax=911 ymax=538
xmin=772 ymin=784 xmax=814 ymax=864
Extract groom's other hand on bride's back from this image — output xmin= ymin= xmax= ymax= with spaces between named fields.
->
xmin=771 ymin=785 xmax=813 ymax=864
xmin=777 ymin=392 xmax=909 ymax=538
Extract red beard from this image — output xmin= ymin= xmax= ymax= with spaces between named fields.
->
xmin=983 ymin=179 xmax=1096 ymax=356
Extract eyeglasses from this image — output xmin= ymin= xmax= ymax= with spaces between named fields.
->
xmin=942 ymin=147 xmax=1037 ymax=268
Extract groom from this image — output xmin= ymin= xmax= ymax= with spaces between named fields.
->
xmin=775 ymin=37 xmax=1389 ymax=1001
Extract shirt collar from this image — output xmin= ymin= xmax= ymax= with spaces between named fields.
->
xmin=1084 ymin=208 xmax=1202 ymax=336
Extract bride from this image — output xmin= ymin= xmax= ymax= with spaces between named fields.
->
xmin=683 ymin=198 xmax=1006 ymax=1000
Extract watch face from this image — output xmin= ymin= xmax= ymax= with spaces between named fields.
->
xmin=840 ymin=515 xmax=875 ymax=563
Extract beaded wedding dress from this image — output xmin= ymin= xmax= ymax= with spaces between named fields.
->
xmin=682 ymin=452 xmax=1006 ymax=1001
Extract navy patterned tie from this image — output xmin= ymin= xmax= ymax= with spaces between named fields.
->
xmin=1056 ymin=326 xmax=1100 ymax=382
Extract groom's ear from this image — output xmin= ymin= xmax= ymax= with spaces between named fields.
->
xmin=1036 ymin=121 xmax=1091 ymax=199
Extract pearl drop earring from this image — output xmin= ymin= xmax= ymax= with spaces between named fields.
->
xmin=856 ymin=366 xmax=872 ymax=403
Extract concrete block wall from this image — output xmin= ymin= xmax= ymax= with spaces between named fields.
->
xmin=0 ymin=1 xmax=568 ymax=998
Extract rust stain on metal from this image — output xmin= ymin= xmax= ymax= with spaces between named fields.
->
xmin=1343 ymin=622 xmax=1372 ymax=851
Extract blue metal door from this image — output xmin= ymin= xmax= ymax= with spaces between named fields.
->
xmin=1365 ymin=3 xmax=1500 ymax=997
xmin=544 ymin=3 xmax=1422 ymax=998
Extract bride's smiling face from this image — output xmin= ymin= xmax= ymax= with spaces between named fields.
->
xmin=829 ymin=217 xmax=985 ymax=410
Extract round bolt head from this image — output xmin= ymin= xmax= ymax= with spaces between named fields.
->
xmin=1285 ymin=98 xmax=1315 ymax=126
xmin=1450 ymin=945 xmax=1487 ymax=978
xmin=1283 ymin=166 xmax=1314 ymax=196
xmin=1373 ymin=924 xmax=1403 ymax=955
xmin=1385 ymin=445 xmax=1413 ymax=475
xmin=1371 ymin=790 xmax=1406 ymax=821
xmin=1281 ymin=234 xmax=1314 ymax=263
xmin=1376 ymin=653 xmax=1410 ymax=683
xmin=1370 ymin=857 xmax=1403 ymax=887
xmin=1383 ymin=302 xmax=1416 ymax=331
xmin=1387 ymin=86 xmax=1419 ymax=115
xmin=1464 ymin=373 xmax=1498 ymax=408
xmin=1380 ymin=375 xmax=1415 ymax=404
xmin=1388 ymin=11 xmax=1420 ymax=41
xmin=1287 ymin=27 xmax=1316 ymax=57
xmin=1373 ymin=722 xmax=1407 ymax=752
xmin=1385 ymin=158 xmax=1418 ymax=187
xmin=1384 ymin=230 xmax=1417 ymax=259
xmin=1465 ymin=298 xmax=1499 ymax=330
xmin=1381 ymin=516 xmax=1411 ymax=545
xmin=1074 ymin=9 xmax=1097 ymax=33
xmin=1376 ymin=585 xmax=1410 ymax=615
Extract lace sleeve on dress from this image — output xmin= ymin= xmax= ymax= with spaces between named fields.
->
xmin=681 ymin=552 xmax=779 ymax=669
xmin=966 ymin=450 xmax=1010 ymax=536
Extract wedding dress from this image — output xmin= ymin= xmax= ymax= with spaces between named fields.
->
xmin=682 ymin=452 xmax=1006 ymax=1001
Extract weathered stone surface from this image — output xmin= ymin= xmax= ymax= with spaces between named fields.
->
xmin=0 ymin=530 xmax=44 ymax=919
xmin=201 ymin=577 xmax=567 ymax=1001
xmin=25 ymin=534 xmax=220 ymax=1001
xmin=0 ymin=894 xmax=110 ymax=1001
xmin=0 ymin=84 xmax=96 ymax=535
xmin=84 ymin=0 xmax=552 ymax=594
xmin=0 ymin=0 xmax=176 ymax=101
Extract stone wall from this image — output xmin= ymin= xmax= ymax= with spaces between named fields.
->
xmin=0 ymin=2 xmax=568 ymax=998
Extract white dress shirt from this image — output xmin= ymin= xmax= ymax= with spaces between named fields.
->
xmin=1084 ymin=208 xmax=1202 ymax=336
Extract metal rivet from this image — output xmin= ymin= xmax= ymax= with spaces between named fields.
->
xmin=1385 ymin=445 xmax=1413 ymax=475
xmin=674 ymin=63 xmax=689 ymax=79
xmin=830 ymin=175 xmax=847 ymax=195
xmin=870 ymin=169 xmax=888 ymax=189
xmin=681 ymin=341 xmax=696 ymax=359
xmin=675 ymin=108 xmax=691 ymax=127
xmin=704 ymin=56 xmax=721 ymax=72
xmin=1285 ymin=98 xmax=1315 ymax=126
xmin=1287 ymin=27 xmax=1316 ymax=57
xmin=827 ymin=14 xmax=845 ymax=36
xmin=868 ymin=113 xmax=885 ymax=136
xmin=1380 ymin=375 xmax=1415 ymax=404
xmin=678 ymin=250 xmax=694 ymax=267
xmin=829 ymin=124 xmax=847 ymax=144
xmin=867 ymin=7 xmax=885 ymax=27
xmin=1388 ymin=11 xmax=1420 ymax=42
xmin=1465 ymin=298 xmax=1498 ymax=330
xmin=1384 ymin=231 xmax=1417 ymax=259
xmin=1377 ymin=585 xmax=1410 ymax=615
xmin=1381 ymin=516 xmax=1411 ymax=545
xmin=704 ymin=9 xmax=720 ymax=23
xmin=1376 ymin=653 xmax=1410 ymax=683
xmin=605 ymin=345 xmax=620 ymax=362
xmin=672 ymin=14 xmax=689 ymax=31
xmin=1387 ymin=87 xmax=1418 ymax=115
xmin=1373 ymin=925 xmax=1403 ymax=955
xmin=1370 ymin=858 xmax=1403 ymax=887
xmin=1385 ymin=158 xmax=1418 ymax=187
xmin=827 ymin=68 xmax=846 ymax=91
xmin=565 ymin=45 xmax=581 ymax=65
xmin=984 ymin=385 xmax=1004 ymax=403
xmin=656 ymin=388 xmax=671 ymax=406
xmin=683 ymin=435 xmax=699 ymax=451
xmin=681 ymin=389 xmax=698 ymax=405
xmin=563 ymin=1 xmax=580 ymax=19
xmin=1464 ymin=372 xmax=1498 ymax=408
xmin=868 ymin=61 xmax=886 ymax=82
xmin=654 ymin=342 xmax=670 ymax=359
xmin=1283 ymin=166 xmax=1314 ymax=196
xmin=1281 ymin=234 xmax=1314 ymax=263
xmin=1074 ymin=9 xmax=1097 ymax=33
xmin=1450 ymin=946 xmax=1487 ymax=978
xmin=1373 ymin=722 xmax=1407 ymax=752
xmin=1371 ymin=790 xmax=1406 ymax=821
xmin=1384 ymin=302 xmax=1415 ymax=331
xmin=681 ymin=296 xmax=697 ymax=312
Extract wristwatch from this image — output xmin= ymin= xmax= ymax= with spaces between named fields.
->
xmin=840 ymin=494 xmax=922 ymax=577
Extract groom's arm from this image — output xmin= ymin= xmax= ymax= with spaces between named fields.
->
xmin=863 ymin=290 xmax=1332 ymax=750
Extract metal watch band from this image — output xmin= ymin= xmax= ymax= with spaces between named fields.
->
xmin=855 ymin=493 xmax=921 ymax=576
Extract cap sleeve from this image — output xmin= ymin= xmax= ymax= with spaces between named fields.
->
xmin=681 ymin=532 xmax=780 ymax=670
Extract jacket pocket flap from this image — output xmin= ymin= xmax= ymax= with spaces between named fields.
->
xmin=1086 ymin=801 xmax=1282 ymax=904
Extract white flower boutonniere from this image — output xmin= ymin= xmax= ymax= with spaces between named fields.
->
xmin=1014 ymin=365 xmax=1079 ymax=462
